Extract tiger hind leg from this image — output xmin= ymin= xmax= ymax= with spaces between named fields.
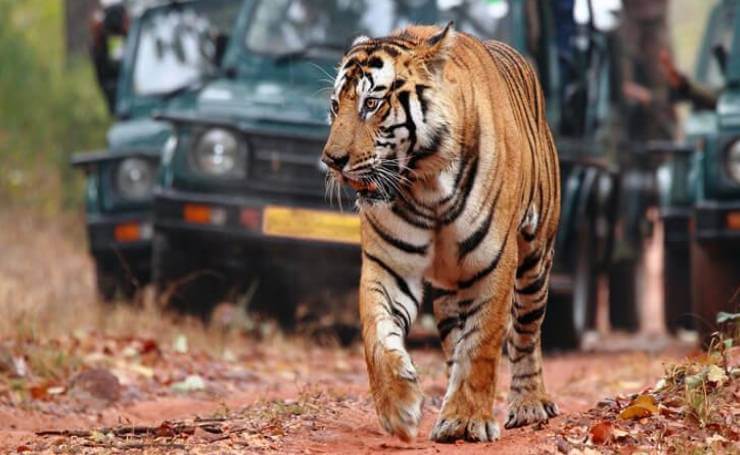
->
xmin=505 ymin=246 xmax=559 ymax=429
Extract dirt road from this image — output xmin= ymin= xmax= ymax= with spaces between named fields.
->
xmin=0 ymin=210 xmax=702 ymax=454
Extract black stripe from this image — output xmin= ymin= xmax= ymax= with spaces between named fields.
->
xmin=516 ymin=271 xmax=547 ymax=295
xmin=391 ymin=204 xmax=435 ymax=229
xmin=367 ymin=217 xmax=428 ymax=255
xmin=415 ymin=84 xmax=429 ymax=118
xmin=512 ymin=368 xmax=542 ymax=381
xmin=458 ymin=229 xmax=510 ymax=290
xmin=440 ymin=154 xmax=479 ymax=225
xmin=407 ymin=124 xmax=448 ymax=171
xmin=370 ymin=282 xmax=410 ymax=335
xmin=458 ymin=210 xmax=492 ymax=260
xmin=456 ymin=326 xmax=479 ymax=345
xmin=516 ymin=249 xmax=542 ymax=279
xmin=510 ymin=342 xmax=536 ymax=354
xmin=368 ymin=56 xmax=384 ymax=68
xmin=461 ymin=301 xmax=485 ymax=321
xmin=364 ymin=251 xmax=419 ymax=307
xmin=437 ymin=317 xmax=460 ymax=341
xmin=396 ymin=91 xmax=417 ymax=156
xmin=516 ymin=305 xmax=546 ymax=325
xmin=513 ymin=322 xmax=537 ymax=335
xmin=390 ymin=79 xmax=406 ymax=90
xmin=439 ymin=155 xmax=471 ymax=205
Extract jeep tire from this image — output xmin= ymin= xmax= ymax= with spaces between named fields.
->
xmin=152 ymin=230 xmax=226 ymax=318
xmin=690 ymin=240 xmax=740 ymax=345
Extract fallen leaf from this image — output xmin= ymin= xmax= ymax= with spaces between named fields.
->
xmin=706 ymin=365 xmax=728 ymax=385
xmin=705 ymin=433 xmax=727 ymax=445
xmin=29 ymin=384 xmax=50 ymax=400
xmin=171 ymin=375 xmax=206 ymax=393
xmin=619 ymin=395 xmax=658 ymax=420
xmin=612 ymin=428 xmax=629 ymax=439
xmin=173 ymin=335 xmax=188 ymax=354
xmin=589 ymin=421 xmax=613 ymax=444
xmin=155 ymin=422 xmax=176 ymax=437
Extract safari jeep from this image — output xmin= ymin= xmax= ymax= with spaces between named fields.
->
xmin=153 ymin=0 xmax=648 ymax=347
xmin=72 ymin=0 xmax=241 ymax=300
xmin=657 ymin=0 xmax=740 ymax=339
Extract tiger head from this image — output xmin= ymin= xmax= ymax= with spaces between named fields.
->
xmin=322 ymin=24 xmax=456 ymax=204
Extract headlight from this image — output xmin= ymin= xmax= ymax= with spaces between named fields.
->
xmin=116 ymin=157 xmax=155 ymax=200
xmin=727 ymin=140 xmax=740 ymax=184
xmin=191 ymin=128 xmax=245 ymax=177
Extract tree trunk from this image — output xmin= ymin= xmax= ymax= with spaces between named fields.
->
xmin=64 ymin=0 xmax=100 ymax=60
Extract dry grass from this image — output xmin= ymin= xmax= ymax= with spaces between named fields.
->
xmin=0 ymin=208 xmax=294 ymax=374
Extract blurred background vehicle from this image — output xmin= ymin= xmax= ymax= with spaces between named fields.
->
xmin=71 ymin=0 xmax=241 ymax=300
xmin=655 ymin=0 xmax=740 ymax=342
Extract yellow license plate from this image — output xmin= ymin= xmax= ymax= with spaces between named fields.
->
xmin=262 ymin=206 xmax=361 ymax=244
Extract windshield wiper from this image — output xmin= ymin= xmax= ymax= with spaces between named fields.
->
xmin=273 ymin=42 xmax=346 ymax=65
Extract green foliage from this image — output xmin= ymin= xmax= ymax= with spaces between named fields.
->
xmin=0 ymin=0 xmax=110 ymax=212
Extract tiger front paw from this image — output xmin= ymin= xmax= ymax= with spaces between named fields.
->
xmin=504 ymin=393 xmax=559 ymax=429
xmin=370 ymin=350 xmax=424 ymax=442
xmin=430 ymin=414 xmax=501 ymax=443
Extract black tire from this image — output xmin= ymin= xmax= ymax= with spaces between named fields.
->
xmin=608 ymin=257 xmax=641 ymax=331
xmin=690 ymin=240 xmax=740 ymax=345
xmin=152 ymin=230 xmax=226 ymax=318
xmin=543 ymin=220 xmax=597 ymax=350
xmin=663 ymin=241 xmax=692 ymax=332
xmin=94 ymin=256 xmax=118 ymax=302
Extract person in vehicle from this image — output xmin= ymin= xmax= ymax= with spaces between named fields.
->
xmin=90 ymin=3 xmax=128 ymax=113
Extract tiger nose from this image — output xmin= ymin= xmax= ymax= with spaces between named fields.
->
xmin=321 ymin=153 xmax=349 ymax=171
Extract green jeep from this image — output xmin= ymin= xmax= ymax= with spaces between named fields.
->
xmin=72 ymin=0 xmax=241 ymax=300
xmin=658 ymin=0 xmax=740 ymax=338
xmin=153 ymin=0 xmax=648 ymax=347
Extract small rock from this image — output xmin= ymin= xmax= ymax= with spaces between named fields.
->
xmin=69 ymin=369 xmax=121 ymax=407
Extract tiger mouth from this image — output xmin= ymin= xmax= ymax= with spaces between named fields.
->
xmin=340 ymin=175 xmax=387 ymax=201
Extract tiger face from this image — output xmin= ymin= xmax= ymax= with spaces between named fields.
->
xmin=322 ymin=24 xmax=455 ymax=204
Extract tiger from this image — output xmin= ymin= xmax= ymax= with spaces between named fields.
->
xmin=320 ymin=23 xmax=561 ymax=443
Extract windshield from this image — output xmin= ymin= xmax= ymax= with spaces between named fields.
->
xmin=245 ymin=0 xmax=512 ymax=57
xmin=132 ymin=0 xmax=241 ymax=96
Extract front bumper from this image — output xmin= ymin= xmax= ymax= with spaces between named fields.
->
xmin=87 ymin=212 xmax=153 ymax=254
xmin=153 ymin=187 xmax=362 ymax=273
xmin=693 ymin=200 xmax=740 ymax=242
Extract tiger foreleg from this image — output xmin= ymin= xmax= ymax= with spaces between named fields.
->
xmin=361 ymin=275 xmax=423 ymax=442
xmin=429 ymin=295 xmax=508 ymax=443
xmin=505 ymin=247 xmax=559 ymax=429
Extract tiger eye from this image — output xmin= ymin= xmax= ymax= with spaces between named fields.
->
xmin=364 ymin=98 xmax=379 ymax=111
xmin=331 ymin=99 xmax=339 ymax=114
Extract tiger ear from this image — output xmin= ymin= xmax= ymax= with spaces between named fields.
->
xmin=352 ymin=35 xmax=371 ymax=47
xmin=418 ymin=22 xmax=455 ymax=74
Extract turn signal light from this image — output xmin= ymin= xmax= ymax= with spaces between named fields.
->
xmin=183 ymin=203 xmax=227 ymax=225
xmin=727 ymin=211 xmax=740 ymax=230
xmin=114 ymin=222 xmax=142 ymax=243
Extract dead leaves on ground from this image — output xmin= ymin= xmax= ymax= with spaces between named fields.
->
xmin=0 ymin=330 xmax=265 ymax=413
xmin=555 ymin=338 xmax=739 ymax=454
xmin=29 ymin=389 xmax=354 ymax=453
